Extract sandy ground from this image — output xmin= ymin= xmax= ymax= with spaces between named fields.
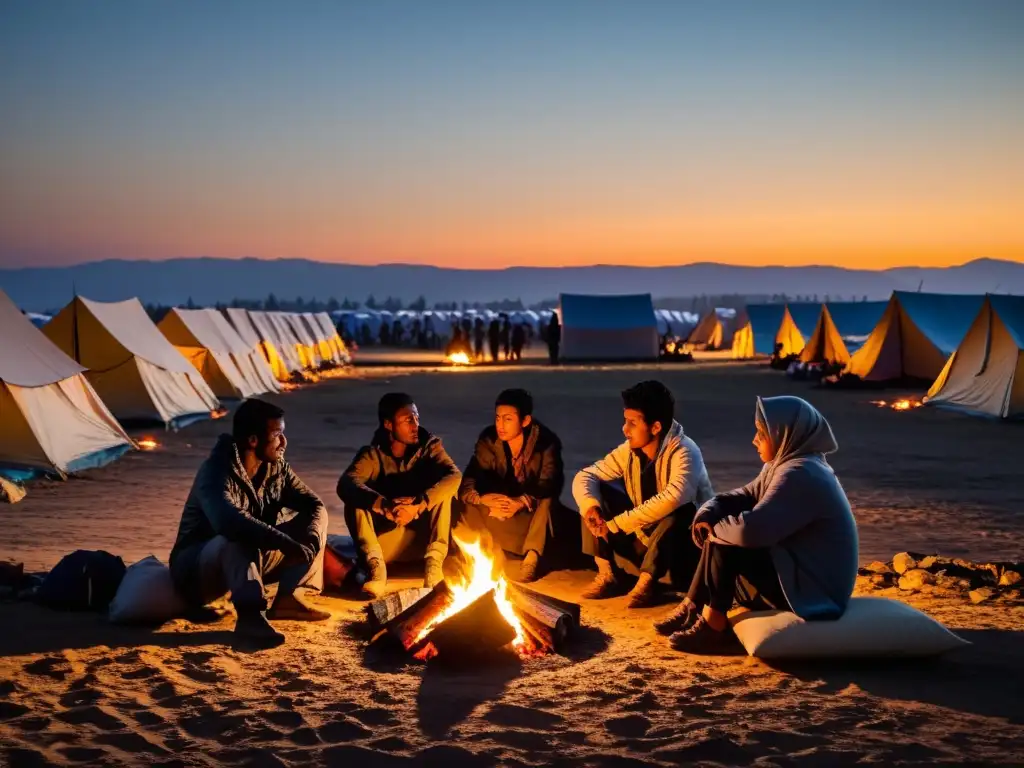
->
xmin=2 ymin=361 xmax=1023 ymax=766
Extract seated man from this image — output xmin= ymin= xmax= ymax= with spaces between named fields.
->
xmin=572 ymin=380 xmax=714 ymax=607
xmin=169 ymin=399 xmax=330 ymax=647
xmin=337 ymin=392 xmax=461 ymax=597
xmin=457 ymin=388 xmax=565 ymax=582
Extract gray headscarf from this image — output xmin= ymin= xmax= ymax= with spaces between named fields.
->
xmin=756 ymin=395 xmax=837 ymax=484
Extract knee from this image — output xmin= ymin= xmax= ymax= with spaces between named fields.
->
xmin=208 ymin=535 xmax=256 ymax=564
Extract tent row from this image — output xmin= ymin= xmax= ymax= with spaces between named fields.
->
xmin=732 ymin=292 xmax=1023 ymax=419
xmin=1 ymin=291 xmax=352 ymax=482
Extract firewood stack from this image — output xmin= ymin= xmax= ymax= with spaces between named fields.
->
xmin=365 ymin=582 xmax=581 ymax=660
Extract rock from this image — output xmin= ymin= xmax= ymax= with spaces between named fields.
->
xmin=918 ymin=555 xmax=949 ymax=571
xmin=864 ymin=561 xmax=893 ymax=575
xmin=871 ymin=573 xmax=896 ymax=588
xmin=969 ymin=587 xmax=996 ymax=604
xmin=898 ymin=569 xmax=935 ymax=591
xmin=998 ymin=570 xmax=1022 ymax=587
xmin=892 ymin=553 xmax=918 ymax=574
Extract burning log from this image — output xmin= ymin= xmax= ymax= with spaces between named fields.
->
xmin=508 ymin=583 xmax=581 ymax=625
xmin=419 ymin=589 xmax=516 ymax=657
xmin=384 ymin=581 xmax=456 ymax=652
xmin=507 ymin=586 xmax=574 ymax=652
xmin=364 ymin=587 xmax=433 ymax=634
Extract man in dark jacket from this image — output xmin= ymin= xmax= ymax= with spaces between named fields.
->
xmin=337 ymin=392 xmax=461 ymax=597
xmin=169 ymin=399 xmax=330 ymax=647
xmin=457 ymin=389 xmax=564 ymax=582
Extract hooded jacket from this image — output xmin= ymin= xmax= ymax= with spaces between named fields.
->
xmin=170 ymin=434 xmax=328 ymax=593
xmin=337 ymin=427 xmax=461 ymax=512
xmin=459 ymin=421 xmax=564 ymax=512
xmin=572 ymin=420 xmax=714 ymax=544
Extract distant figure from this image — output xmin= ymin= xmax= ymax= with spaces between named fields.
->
xmin=661 ymin=396 xmax=857 ymax=655
xmin=511 ymin=323 xmax=526 ymax=361
xmin=546 ymin=314 xmax=561 ymax=364
xmin=488 ymin=319 xmax=501 ymax=362
xmin=392 ymin=319 xmax=404 ymax=346
xmin=500 ymin=317 xmax=512 ymax=360
xmin=473 ymin=318 xmax=486 ymax=361
xmin=380 ymin=322 xmax=391 ymax=346
xmin=169 ymin=399 xmax=330 ymax=647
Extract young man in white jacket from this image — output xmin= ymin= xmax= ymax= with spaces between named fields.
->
xmin=572 ymin=381 xmax=714 ymax=607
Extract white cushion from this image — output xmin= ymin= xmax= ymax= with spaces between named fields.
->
xmin=108 ymin=555 xmax=187 ymax=624
xmin=729 ymin=597 xmax=969 ymax=659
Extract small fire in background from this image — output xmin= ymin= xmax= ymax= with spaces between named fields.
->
xmin=210 ymin=408 xmax=228 ymax=419
xmin=137 ymin=437 xmax=159 ymax=451
xmin=870 ymin=398 xmax=924 ymax=411
xmin=446 ymin=351 xmax=472 ymax=366
xmin=280 ymin=381 xmax=299 ymax=391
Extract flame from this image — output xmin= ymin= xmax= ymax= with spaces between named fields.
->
xmin=210 ymin=408 xmax=228 ymax=419
xmin=870 ymin=398 xmax=923 ymax=411
xmin=414 ymin=532 xmax=526 ymax=651
xmin=447 ymin=351 xmax=471 ymax=365
xmin=280 ymin=381 xmax=299 ymax=391
xmin=137 ymin=437 xmax=159 ymax=451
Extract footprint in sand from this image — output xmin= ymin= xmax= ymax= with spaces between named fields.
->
xmin=23 ymin=656 xmax=68 ymax=680
xmin=94 ymin=731 xmax=170 ymax=756
xmin=122 ymin=665 xmax=160 ymax=680
xmin=131 ymin=710 xmax=166 ymax=728
xmin=0 ymin=701 xmax=30 ymax=720
xmin=484 ymin=703 xmax=564 ymax=731
xmin=265 ymin=709 xmax=306 ymax=729
xmin=368 ymin=736 xmax=410 ymax=753
xmin=623 ymin=691 xmax=659 ymax=712
xmin=58 ymin=746 xmax=108 ymax=763
xmin=59 ymin=683 xmax=103 ymax=708
xmin=317 ymin=717 xmax=372 ymax=744
xmin=322 ymin=745 xmax=405 ymax=768
xmin=605 ymin=714 xmax=652 ymax=739
xmin=349 ymin=707 xmax=398 ymax=727
xmin=656 ymin=735 xmax=757 ymax=765
xmin=288 ymin=726 xmax=321 ymax=746
xmin=415 ymin=744 xmax=494 ymax=768
xmin=56 ymin=705 xmax=124 ymax=732
xmin=179 ymin=651 xmax=224 ymax=683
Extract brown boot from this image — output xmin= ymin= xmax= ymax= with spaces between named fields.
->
xmin=362 ymin=557 xmax=387 ymax=599
xmin=267 ymin=593 xmax=331 ymax=622
xmin=580 ymin=558 xmax=624 ymax=599
xmin=626 ymin=573 xmax=656 ymax=608
xmin=517 ymin=550 xmax=540 ymax=583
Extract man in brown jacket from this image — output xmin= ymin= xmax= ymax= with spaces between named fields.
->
xmin=337 ymin=392 xmax=461 ymax=597
xmin=457 ymin=388 xmax=565 ymax=582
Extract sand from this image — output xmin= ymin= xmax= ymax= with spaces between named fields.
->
xmin=2 ymin=361 xmax=1023 ymax=766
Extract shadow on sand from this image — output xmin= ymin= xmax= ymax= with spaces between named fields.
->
xmin=766 ymin=628 xmax=1024 ymax=724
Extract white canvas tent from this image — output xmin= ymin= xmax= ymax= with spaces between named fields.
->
xmin=558 ymin=294 xmax=658 ymax=361
xmin=44 ymin=297 xmax=220 ymax=427
xmin=218 ymin=309 xmax=281 ymax=392
xmin=685 ymin=309 xmax=725 ymax=350
xmin=270 ymin=312 xmax=319 ymax=370
xmin=0 ymin=289 xmax=133 ymax=479
xmin=925 ymin=294 xmax=1024 ymax=419
xmin=311 ymin=312 xmax=350 ymax=365
xmin=158 ymin=308 xmax=266 ymax=399
xmin=245 ymin=311 xmax=304 ymax=380
xmin=301 ymin=312 xmax=338 ymax=366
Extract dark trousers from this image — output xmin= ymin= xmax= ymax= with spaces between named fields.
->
xmin=548 ymin=342 xmax=559 ymax=364
xmin=343 ymin=498 xmax=451 ymax=566
xmin=178 ymin=515 xmax=327 ymax=612
xmin=456 ymin=498 xmax=552 ymax=558
xmin=581 ymin=482 xmax=698 ymax=586
xmin=687 ymin=541 xmax=790 ymax=614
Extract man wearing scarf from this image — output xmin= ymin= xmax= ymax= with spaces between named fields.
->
xmin=337 ymin=392 xmax=461 ymax=598
xmin=456 ymin=389 xmax=566 ymax=582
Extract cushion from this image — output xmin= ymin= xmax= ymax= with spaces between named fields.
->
xmin=729 ymin=597 xmax=969 ymax=659
xmin=108 ymin=555 xmax=187 ymax=624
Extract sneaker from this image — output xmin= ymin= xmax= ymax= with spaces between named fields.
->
xmin=362 ymin=558 xmax=387 ymax=599
xmin=234 ymin=611 xmax=286 ymax=648
xmin=424 ymin=558 xmax=445 ymax=589
xmin=654 ymin=600 xmax=697 ymax=636
xmin=267 ymin=593 xmax=331 ymax=622
xmin=625 ymin=573 xmax=656 ymax=608
xmin=518 ymin=551 xmax=540 ymax=583
xmin=668 ymin=616 xmax=730 ymax=655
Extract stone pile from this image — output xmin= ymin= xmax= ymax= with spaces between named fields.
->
xmin=857 ymin=553 xmax=1023 ymax=605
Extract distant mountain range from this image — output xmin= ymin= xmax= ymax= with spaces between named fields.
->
xmin=1 ymin=257 xmax=1022 ymax=312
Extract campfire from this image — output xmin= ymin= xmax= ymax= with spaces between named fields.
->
xmin=137 ymin=437 xmax=159 ymax=451
xmin=365 ymin=532 xmax=579 ymax=661
xmin=446 ymin=351 xmax=472 ymax=366
xmin=870 ymin=398 xmax=924 ymax=411
xmin=210 ymin=408 xmax=229 ymax=419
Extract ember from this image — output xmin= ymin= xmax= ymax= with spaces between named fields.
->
xmin=137 ymin=437 xmax=159 ymax=451
xmin=446 ymin=351 xmax=472 ymax=366
xmin=870 ymin=398 xmax=923 ymax=411
xmin=210 ymin=408 xmax=229 ymax=419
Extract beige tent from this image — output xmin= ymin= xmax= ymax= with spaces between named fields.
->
xmin=44 ymin=297 xmax=220 ymax=426
xmin=798 ymin=301 xmax=888 ymax=366
xmin=313 ymin=312 xmax=351 ymax=364
xmin=1 ymin=289 xmax=133 ymax=479
xmin=158 ymin=308 xmax=264 ymax=399
xmin=925 ymin=295 xmax=1024 ymax=419
xmin=280 ymin=312 xmax=321 ymax=369
xmin=266 ymin=313 xmax=315 ymax=371
xmin=301 ymin=312 xmax=338 ymax=365
xmin=214 ymin=310 xmax=280 ymax=393
xmin=685 ymin=310 xmax=724 ymax=351
xmin=245 ymin=310 xmax=303 ymax=380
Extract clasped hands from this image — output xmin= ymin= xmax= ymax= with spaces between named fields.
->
xmin=479 ymin=493 xmax=526 ymax=521
xmin=382 ymin=496 xmax=428 ymax=526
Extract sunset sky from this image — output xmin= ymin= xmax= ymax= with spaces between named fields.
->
xmin=1 ymin=1 xmax=1022 ymax=270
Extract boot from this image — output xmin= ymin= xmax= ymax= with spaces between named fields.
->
xmin=362 ymin=557 xmax=387 ymax=599
xmin=654 ymin=599 xmax=698 ymax=636
xmin=580 ymin=558 xmax=623 ymax=599
xmin=517 ymin=550 xmax=540 ymax=583
xmin=234 ymin=610 xmax=285 ymax=648
xmin=626 ymin=573 xmax=656 ymax=608
xmin=267 ymin=592 xmax=331 ymax=622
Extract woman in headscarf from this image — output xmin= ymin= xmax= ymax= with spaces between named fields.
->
xmin=656 ymin=395 xmax=858 ymax=654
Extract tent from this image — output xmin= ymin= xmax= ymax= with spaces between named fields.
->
xmin=222 ymin=309 xmax=283 ymax=391
xmin=206 ymin=310 xmax=280 ymax=394
xmin=158 ymin=308 xmax=264 ymax=399
xmin=844 ymin=292 xmax=985 ymax=384
xmin=776 ymin=303 xmax=822 ymax=358
xmin=799 ymin=301 xmax=889 ymax=365
xmin=312 ymin=312 xmax=351 ymax=364
xmin=245 ymin=311 xmax=304 ymax=380
xmin=686 ymin=310 xmax=724 ymax=350
xmin=272 ymin=312 xmax=319 ymax=370
xmin=731 ymin=304 xmax=786 ymax=359
xmin=44 ymin=297 xmax=220 ymax=427
xmin=925 ymin=294 xmax=1024 ymax=419
xmin=0 ymin=289 xmax=133 ymax=480
xmin=558 ymin=293 xmax=658 ymax=361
